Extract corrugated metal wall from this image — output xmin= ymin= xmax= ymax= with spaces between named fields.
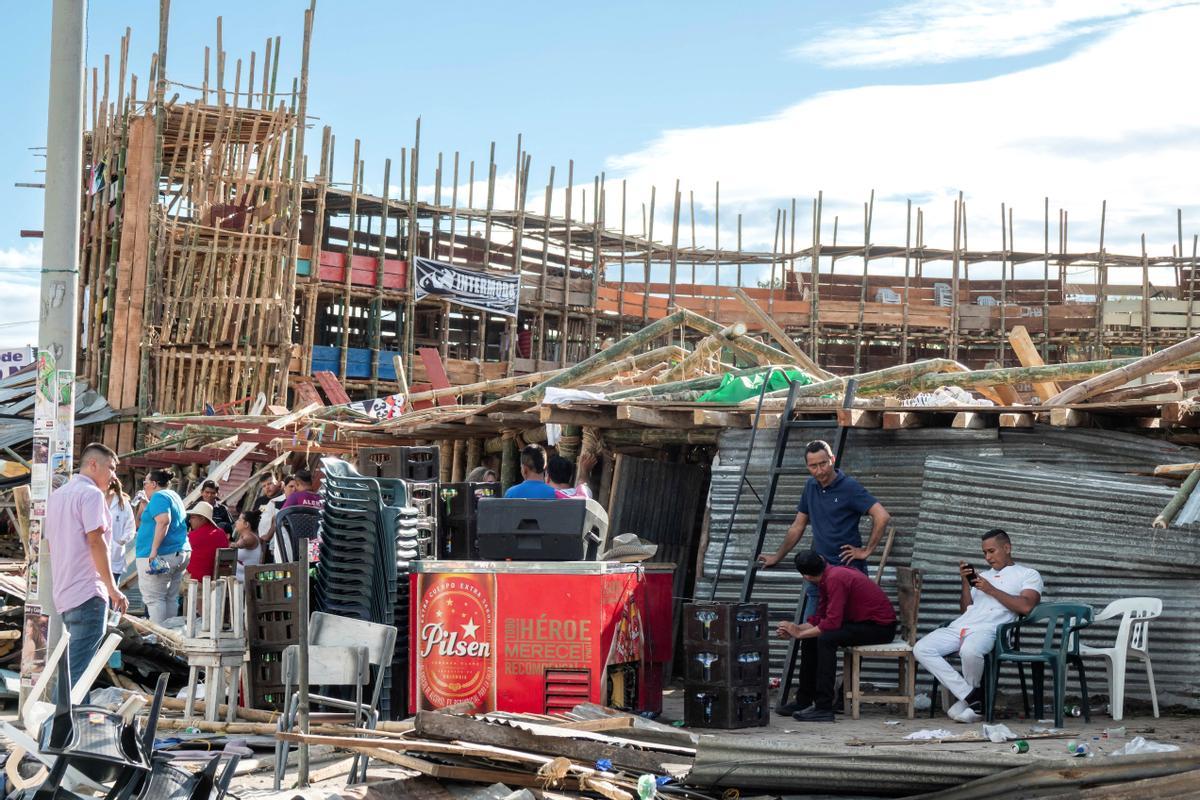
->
xmin=696 ymin=425 xmax=1200 ymax=706
xmin=912 ymin=456 xmax=1200 ymax=707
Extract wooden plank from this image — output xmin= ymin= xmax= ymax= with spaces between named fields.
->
xmin=412 ymin=711 xmax=690 ymax=773
xmin=539 ymin=405 xmax=618 ymax=427
xmin=418 ymin=346 xmax=459 ymax=407
xmin=1154 ymin=461 xmax=1200 ymax=477
xmin=999 ymin=412 xmax=1035 ymax=428
xmin=1049 ymin=408 xmax=1089 ymax=427
xmin=692 ymin=409 xmax=751 ymax=428
xmin=836 ymin=408 xmax=882 ymax=428
xmin=314 ymin=370 xmax=352 ymax=404
xmin=883 ymin=411 xmax=924 ymax=429
xmin=615 ymin=405 xmax=695 ymax=429
xmin=729 ymin=287 xmax=833 ymax=379
xmin=1008 ymin=325 xmax=1060 ymax=401
xmin=292 ymin=379 xmax=324 ymax=409
xmin=1134 ymin=417 xmax=1163 ymax=429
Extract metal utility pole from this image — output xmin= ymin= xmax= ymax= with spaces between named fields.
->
xmin=22 ymin=0 xmax=87 ymax=704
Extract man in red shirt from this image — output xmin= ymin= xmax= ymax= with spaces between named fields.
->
xmin=776 ymin=551 xmax=897 ymax=722
xmin=185 ymin=501 xmax=230 ymax=582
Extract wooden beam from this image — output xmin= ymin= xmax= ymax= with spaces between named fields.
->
xmin=1008 ymin=325 xmax=1060 ymax=401
xmin=999 ymin=412 xmax=1035 ymax=428
xmin=1046 ymin=332 xmax=1200 ymax=406
xmin=1049 ymin=408 xmax=1089 ymax=427
xmin=836 ymin=408 xmax=882 ymax=428
xmin=615 ymin=405 xmax=695 ymax=429
xmin=1153 ymin=461 xmax=1200 ymax=477
xmin=951 ymin=411 xmax=992 ymax=429
xmin=692 ymin=409 xmax=751 ymax=428
xmin=538 ymin=405 xmax=617 ymax=427
xmin=883 ymin=411 xmax=924 ymax=429
xmin=1162 ymin=401 xmax=1200 ymax=427
xmin=1134 ymin=416 xmax=1163 ymax=429
xmin=483 ymin=412 xmax=541 ymax=425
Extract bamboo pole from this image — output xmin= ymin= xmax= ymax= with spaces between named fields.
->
xmin=900 ymin=200 xmax=913 ymax=363
xmin=1094 ymin=200 xmax=1108 ymax=360
xmin=1152 ymin=469 xmax=1200 ymax=529
xmin=730 ymin=288 xmax=831 ymax=379
xmin=657 ymin=323 xmax=747 ymax=383
xmin=853 ymin=190 xmax=874 ymax=373
xmin=517 ymin=309 xmax=688 ymax=401
xmin=762 ymin=358 xmax=967 ymax=401
xmin=1045 ymin=333 xmax=1200 ymax=406
xmin=675 ymin=307 xmax=797 ymax=368
xmin=1141 ymin=233 xmax=1151 ymax=356
xmin=607 ymin=364 xmax=784 ymax=401
xmin=810 ymin=191 xmax=822 ymax=362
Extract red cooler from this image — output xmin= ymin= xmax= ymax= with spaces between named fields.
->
xmin=409 ymin=560 xmax=674 ymax=715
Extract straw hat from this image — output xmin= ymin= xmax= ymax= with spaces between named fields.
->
xmin=188 ymin=501 xmax=216 ymax=524
xmin=601 ymin=533 xmax=658 ymax=563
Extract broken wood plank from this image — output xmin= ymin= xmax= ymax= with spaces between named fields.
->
xmin=1046 ymin=332 xmax=1200 ymax=406
xmin=999 ymin=412 xmax=1035 ymax=428
xmin=1008 ymin=325 xmax=1060 ymax=401
xmin=836 ymin=408 xmax=882 ymax=428
xmin=412 ymin=712 xmax=691 ymax=773
xmin=418 ymin=346 xmax=459 ymax=407
xmin=314 ymin=370 xmax=352 ymax=404
xmin=883 ymin=411 xmax=924 ymax=429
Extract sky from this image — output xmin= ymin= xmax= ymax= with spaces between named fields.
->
xmin=2 ymin=0 xmax=1198 ymax=349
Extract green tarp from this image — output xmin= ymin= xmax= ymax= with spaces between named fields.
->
xmin=696 ymin=367 xmax=812 ymax=403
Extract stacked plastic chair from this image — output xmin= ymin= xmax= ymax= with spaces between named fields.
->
xmin=317 ymin=457 xmax=426 ymax=717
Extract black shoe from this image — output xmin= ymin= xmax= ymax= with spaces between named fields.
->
xmin=775 ymin=697 xmax=813 ymax=717
xmin=966 ymin=686 xmax=985 ymax=705
xmin=793 ymin=706 xmax=836 ymax=722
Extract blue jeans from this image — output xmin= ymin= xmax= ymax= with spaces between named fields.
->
xmin=60 ymin=596 xmax=107 ymax=702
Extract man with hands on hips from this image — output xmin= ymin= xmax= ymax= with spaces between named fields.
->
xmin=757 ymin=439 xmax=891 ymax=715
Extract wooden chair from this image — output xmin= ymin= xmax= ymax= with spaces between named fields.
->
xmin=843 ymin=566 xmax=923 ymax=719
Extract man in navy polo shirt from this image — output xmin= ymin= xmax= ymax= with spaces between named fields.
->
xmin=758 ymin=439 xmax=891 ymax=714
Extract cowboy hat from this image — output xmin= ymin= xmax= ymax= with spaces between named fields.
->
xmin=188 ymin=501 xmax=216 ymax=524
xmin=600 ymin=532 xmax=658 ymax=563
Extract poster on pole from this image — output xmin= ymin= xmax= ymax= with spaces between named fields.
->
xmin=414 ymin=257 xmax=521 ymax=318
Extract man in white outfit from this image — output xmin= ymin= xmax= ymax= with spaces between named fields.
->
xmin=913 ymin=529 xmax=1043 ymax=723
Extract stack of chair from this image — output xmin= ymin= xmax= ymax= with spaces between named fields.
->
xmin=317 ymin=457 xmax=425 ymax=717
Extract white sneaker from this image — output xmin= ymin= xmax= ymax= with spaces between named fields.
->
xmin=948 ymin=699 xmax=981 ymax=723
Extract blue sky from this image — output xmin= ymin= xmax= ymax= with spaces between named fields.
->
xmin=3 ymin=0 xmax=1198 ymax=347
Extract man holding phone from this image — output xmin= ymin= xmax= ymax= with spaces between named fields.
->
xmin=914 ymin=529 xmax=1043 ymax=723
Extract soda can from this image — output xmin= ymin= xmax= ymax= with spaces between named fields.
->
xmin=1067 ymin=704 xmax=1082 ymax=717
xmin=1072 ymin=742 xmax=1090 ymax=757
xmin=1011 ymin=740 xmax=1029 ymax=754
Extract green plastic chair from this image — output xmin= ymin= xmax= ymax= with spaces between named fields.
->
xmin=985 ymin=602 xmax=1093 ymax=727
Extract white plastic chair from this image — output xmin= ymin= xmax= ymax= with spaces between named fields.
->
xmin=1079 ymin=597 xmax=1162 ymax=721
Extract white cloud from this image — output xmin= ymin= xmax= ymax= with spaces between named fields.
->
xmin=0 ymin=243 xmax=42 ymax=348
xmin=604 ymin=4 xmax=1200 ymax=287
xmin=792 ymin=0 xmax=1192 ymax=68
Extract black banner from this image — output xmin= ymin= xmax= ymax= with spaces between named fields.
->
xmin=414 ymin=257 xmax=521 ymax=318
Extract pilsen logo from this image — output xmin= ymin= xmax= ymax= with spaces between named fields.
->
xmin=416 ymin=573 xmax=495 ymax=711
xmin=419 ymin=622 xmax=491 ymax=658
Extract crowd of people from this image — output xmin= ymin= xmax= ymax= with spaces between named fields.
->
xmin=43 ymin=442 xmax=325 ymax=692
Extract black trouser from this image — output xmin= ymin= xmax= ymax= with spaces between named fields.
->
xmin=796 ymin=621 xmax=897 ymax=710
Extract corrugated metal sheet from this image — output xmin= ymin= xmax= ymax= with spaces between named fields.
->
xmin=688 ymin=734 xmax=1015 ymax=795
xmin=0 ymin=382 xmax=116 ymax=450
xmin=696 ymin=426 xmax=1200 ymax=698
xmin=911 ymin=456 xmax=1200 ymax=707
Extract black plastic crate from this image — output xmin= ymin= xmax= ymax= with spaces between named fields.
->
xmin=682 ymin=643 xmax=769 ymax=687
xmin=357 ymin=447 xmax=439 ymax=481
xmin=682 ymin=602 xmax=769 ymax=647
xmin=684 ymin=685 xmax=769 ymax=729
xmin=437 ymin=482 xmax=502 ymax=522
xmin=437 ymin=518 xmax=478 ymax=560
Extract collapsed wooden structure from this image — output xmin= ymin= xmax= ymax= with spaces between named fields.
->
xmin=65 ymin=7 xmax=1200 ymax=453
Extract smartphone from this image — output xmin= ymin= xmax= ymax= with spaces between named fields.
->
xmin=963 ymin=563 xmax=979 ymax=586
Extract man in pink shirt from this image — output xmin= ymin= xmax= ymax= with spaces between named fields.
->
xmin=43 ymin=443 xmax=129 ymax=695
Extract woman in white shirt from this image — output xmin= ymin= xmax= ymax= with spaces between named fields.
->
xmin=234 ymin=509 xmax=263 ymax=581
xmin=106 ymin=479 xmax=137 ymax=584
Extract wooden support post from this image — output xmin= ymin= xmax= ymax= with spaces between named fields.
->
xmin=883 ymin=412 xmax=924 ymax=430
xmin=837 ymin=409 xmax=882 ymax=428
xmin=999 ymin=412 xmax=1035 ymax=428
xmin=951 ymin=411 xmax=992 ymax=429
xmin=369 ymin=159 xmax=392 ymax=396
xmin=1094 ymin=200 xmax=1108 ymax=360
xmin=853 ymin=190 xmax=874 ymax=373
xmin=900 ymin=199 xmax=912 ymax=363
xmin=338 ymin=141 xmax=361 ymax=381
xmin=1140 ymin=233 xmax=1151 ymax=356
xmin=1049 ymin=408 xmax=1089 ymax=427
